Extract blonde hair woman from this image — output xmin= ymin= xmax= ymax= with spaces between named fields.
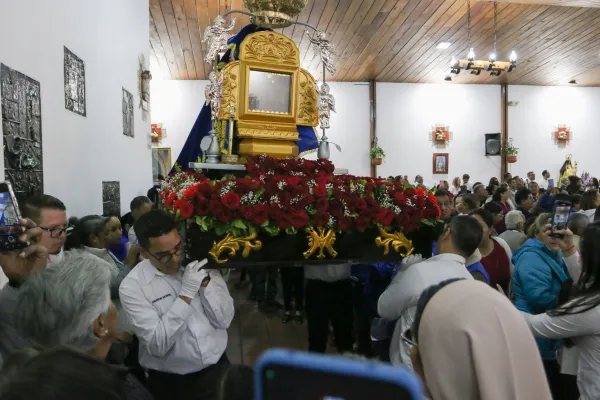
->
xmin=450 ymin=177 xmax=462 ymax=196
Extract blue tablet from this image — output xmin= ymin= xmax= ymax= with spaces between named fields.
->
xmin=255 ymin=349 xmax=423 ymax=400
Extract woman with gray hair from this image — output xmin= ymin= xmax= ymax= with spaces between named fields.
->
xmin=11 ymin=250 xmax=152 ymax=400
xmin=499 ymin=210 xmax=527 ymax=253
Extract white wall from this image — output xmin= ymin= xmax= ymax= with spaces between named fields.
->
xmin=151 ymin=81 xmax=372 ymax=177
xmin=0 ymin=0 xmax=151 ymax=217
xmin=151 ymin=80 xmax=209 ymax=166
xmin=376 ymin=83 xmax=502 ymax=186
xmin=508 ymin=85 xmax=600 ymax=181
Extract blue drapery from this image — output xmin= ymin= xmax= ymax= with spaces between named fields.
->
xmin=170 ymin=24 xmax=319 ymax=174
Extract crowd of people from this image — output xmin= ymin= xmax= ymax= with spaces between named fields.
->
xmin=0 ymin=163 xmax=599 ymax=400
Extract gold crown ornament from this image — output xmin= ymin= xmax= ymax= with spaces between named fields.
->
xmin=244 ymin=0 xmax=308 ymax=28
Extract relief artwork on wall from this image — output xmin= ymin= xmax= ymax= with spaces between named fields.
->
xmin=433 ymin=153 xmax=449 ymax=175
xmin=102 ymin=181 xmax=121 ymax=217
xmin=64 ymin=47 xmax=86 ymax=116
xmin=122 ymin=88 xmax=134 ymax=137
xmin=1 ymin=64 xmax=44 ymax=201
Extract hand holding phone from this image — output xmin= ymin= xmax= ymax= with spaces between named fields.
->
xmin=550 ymin=201 xmax=571 ymax=239
xmin=0 ymin=218 xmax=48 ymax=284
xmin=0 ymin=182 xmax=28 ymax=252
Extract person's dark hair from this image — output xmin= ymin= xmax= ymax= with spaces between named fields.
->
xmin=592 ymin=178 xmax=599 ymax=188
xmin=483 ymin=201 xmax=502 ymax=215
xmin=560 ymin=160 xmax=571 ymax=177
xmin=22 ymin=195 xmax=66 ymax=224
xmin=0 ymin=347 xmax=125 ymax=400
xmin=130 ymin=196 xmax=153 ymax=212
xmin=470 ymin=208 xmax=494 ymax=228
xmin=503 ymin=172 xmax=512 ymax=181
xmin=489 ymin=177 xmax=500 ymax=186
xmin=515 ymin=188 xmax=532 ymax=206
xmin=64 ymin=215 xmax=110 ymax=250
xmin=571 ymin=194 xmax=581 ymax=208
xmin=580 ymin=190 xmax=598 ymax=211
xmin=412 ymin=279 xmax=466 ymax=343
xmin=549 ymin=222 xmax=600 ymax=317
xmin=492 ymin=186 xmax=508 ymax=203
xmin=157 ymin=174 xmax=165 ymax=181
xmin=434 ymin=189 xmax=450 ymax=199
xmin=213 ymin=364 xmax=254 ymax=400
xmin=507 ymin=178 xmax=516 ymax=185
xmin=134 ymin=210 xmax=176 ymax=250
xmin=542 ymin=170 xmax=549 ymax=177
xmin=446 ymin=216 xmax=484 ymax=258
xmin=472 ymin=183 xmax=484 ymax=194
xmin=462 ymin=194 xmax=480 ymax=211
xmin=463 ymin=174 xmax=470 ymax=180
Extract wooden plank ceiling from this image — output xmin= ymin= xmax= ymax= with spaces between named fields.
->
xmin=149 ymin=0 xmax=600 ymax=85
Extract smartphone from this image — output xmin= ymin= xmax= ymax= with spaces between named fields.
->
xmin=255 ymin=349 xmax=422 ymax=400
xmin=548 ymin=178 xmax=555 ymax=189
xmin=0 ymin=182 xmax=27 ymax=251
xmin=551 ymin=200 xmax=571 ymax=238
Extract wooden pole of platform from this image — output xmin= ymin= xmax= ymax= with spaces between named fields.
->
xmin=370 ymin=80 xmax=377 ymax=178
xmin=501 ymin=83 xmax=508 ymax=178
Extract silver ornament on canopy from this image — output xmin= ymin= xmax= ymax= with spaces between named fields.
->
xmin=205 ymin=71 xmax=224 ymax=122
xmin=309 ymin=30 xmax=336 ymax=76
xmin=316 ymin=82 xmax=335 ymax=130
xmin=202 ymin=15 xmax=236 ymax=64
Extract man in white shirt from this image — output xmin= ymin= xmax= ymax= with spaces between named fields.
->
xmin=539 ymin=170 xmax=551 ymax=191
xmin=304 ymin=264 xmax=353 ymax=354
xmin=119 ymin=211 xmax=234 ymax=400
xmin=377 ymin=215 xmax=483 ymax=368
xmin=462 ymin=174 xmax=473 ymax=193
xmin=127 ymin=196 xmax=153 ymax=246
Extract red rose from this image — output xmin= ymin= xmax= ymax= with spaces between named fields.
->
xmin=314 ymin=212 xmax=330 ymax=227
xmin=175 ymin=200 xmax=193 ymax=218
xmin=394 ymin=192 xmax=407 ymax=205
xmin=355 ymin=197 xmax=367 ymax=211
xmin=194 ymin=199 xmax=210 ymax=216
xmin=428 ymin=193 xmax=438 ymax=205
xmin=315 ymin=198 xmax=329 ymax=213
xmin=377 ymin=209 xmax=395 ymax=226
xmin=222 ymin=192 xmax=241 ymax=209
xmin=241 ymin=206 xmax=254 ymax=220
xmin=216 ymin=208 xmax=234 ymax=223
xmin=355 ymin=216 xmax=370 ymax=232
xmin=183 ymin=187 xmax=196 ymax=199
xmin=338 ymin=217 xmax=353 ymax=230
xmin=285 ymin=211 xmax=309 ymax=229
xmin=313 ymin=184 xmax=327 ymax=197
xmin=251 ymin=205 xmax=269 ymax=226
xmin=165 ymin=193 xmax=177 ymax=209
xmin=404 ymin=188 xmax=415 ymax=198
xmin=286 ymin=177 xmax=301 ymax=186
xmin=415 ymin=188 xmax=427 ymax=198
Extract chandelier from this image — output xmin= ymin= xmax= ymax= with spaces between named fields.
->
xmin=447 ymin=1 xmax=517 ymax=79
xmin=243 ymin=0 xmax=308 ymax=29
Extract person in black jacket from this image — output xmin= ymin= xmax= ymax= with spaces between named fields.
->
xmin=147 ymin=175 xmax=164 ymax=206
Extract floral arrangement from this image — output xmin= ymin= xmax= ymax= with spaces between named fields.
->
xmin=160 ymin=157 xmax=440 ymax=238
xmin=581 ymin=172 xmax=591 ymax=186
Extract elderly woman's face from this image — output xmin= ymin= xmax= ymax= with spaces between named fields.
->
xmin=94 ymin=300 xmax=118 ymax=343
xmin=536 ymin=223 xmax=561 ymax=252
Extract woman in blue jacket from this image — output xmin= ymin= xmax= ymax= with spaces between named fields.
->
xmin=512 ymin=213 xmax=573 ymax=398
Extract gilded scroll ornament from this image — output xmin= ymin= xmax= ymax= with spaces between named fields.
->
xmin=219 ymin=63 xmax=239 ymax=119
xmin=375 ymin=227 xmax=415 ymax=256
xmin=202 ymin=15 xmax=236 ymax=64
xmin=303 ymin=227 xmax=338 ymax=259
xmin=242 ymin=33 xmax=299 ymax=66
xmin=297 ymin=73 xmax=318 ymax=126
xmin=209 ymin=232 xmax=263 ymax=264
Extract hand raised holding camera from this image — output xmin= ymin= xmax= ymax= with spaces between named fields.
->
xmin=0 ymin=218 xmax=48 ymax=284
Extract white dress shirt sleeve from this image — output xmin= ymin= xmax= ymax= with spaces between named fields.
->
xmin=198 ymin=270 xmax=234 ymax=330
xmin=521 ymin=306 xmax=600 ymax=339
xmin=564 ymin=252 xmax=581 ymax=282
xmin=119 ymin=279 xmax=194 ymax=358
xmin=377 ymin=266 xmax=420 ymax=320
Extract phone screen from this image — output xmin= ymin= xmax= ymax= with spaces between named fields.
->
xmin=548 ymin=178 xmax=555 ymax=188
xmin=552 ymin=204 xmax=570 ymax=232
xmin=262 ymin=364 xmax=413 ymax=400
xmin=0 ymin=183 xmax=26 ymax=251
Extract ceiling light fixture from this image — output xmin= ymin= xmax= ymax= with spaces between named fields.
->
xmin=437 ymin=42 xmax=452 ymax=50
xmin=448 ymin=1 xmax=517 ymax=79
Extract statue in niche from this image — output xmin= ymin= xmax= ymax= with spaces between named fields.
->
xmin=316 ymin=82 xmax=335 ymax=129
xmin=559 ymin=154 xmax=578 ymax=183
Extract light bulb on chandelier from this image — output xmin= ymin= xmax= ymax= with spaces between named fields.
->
xmin=467 ymin=48 xmax=475 ymax=61
xmin=489 ymin=53 xmax=496 ymax=62
xmin=510 ymin=50 xmax=517 ymax=63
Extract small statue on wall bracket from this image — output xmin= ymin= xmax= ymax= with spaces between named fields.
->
xmin=138 ymin=54 xmax=152 ymax=120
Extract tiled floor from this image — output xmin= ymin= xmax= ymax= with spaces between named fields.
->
xmin=225 ymin=271 xmax=309 ymax=366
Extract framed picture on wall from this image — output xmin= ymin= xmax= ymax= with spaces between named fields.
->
xmin=152 ymin=147 xmax=171 ymax=182
xmin=433 ymin=153 xmax=449 ymax=174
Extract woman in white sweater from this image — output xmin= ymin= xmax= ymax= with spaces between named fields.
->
xmin=520 ymin=222 xmax=600 ymax=400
